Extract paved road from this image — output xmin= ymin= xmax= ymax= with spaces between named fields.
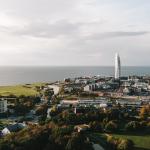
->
xmin=93 ymin=144 xmax=104 ymax=150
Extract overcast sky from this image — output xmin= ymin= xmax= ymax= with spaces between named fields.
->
xmin=0 ymin=0 xmax=150 ymax=66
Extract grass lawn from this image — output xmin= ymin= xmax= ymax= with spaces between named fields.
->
xmin=89 ymin=132 xmax=150 ymax=150
xmin=112 ymin=134 xmax=150 ymax=150
xmin=0 ymin=83 xmax=46 ymax=96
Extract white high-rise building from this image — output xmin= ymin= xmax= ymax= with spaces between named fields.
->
xmin=115 ymin=53 xmax=121 ymax=79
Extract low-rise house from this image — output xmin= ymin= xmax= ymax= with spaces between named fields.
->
xmin=99 ymin=103 xmax=108 ymax=108
xmin=60 ymin=99 xmax=108 ymax=108
xmin=60 ymin=100 xmax=78 ymax=106
xmin=123 ymin=87 xmax=131 ymax=95
xmin=110 ymin=92 xmax=123 ymax=97
xmin=64 ymin=87 xmax=73 ymax=93
xmin=47 ymin=108 xmax=51 ymax=118
xmin=78 ymin=99 xmax=107 ymax=107
xmin=84 ymin=81 xmax=119 ymax=92
xmin=116 ymin=99 xmax=141 ymax=107
xmin=75 ymin=79 xmax=88 ymax=84
xmin=74 ymin=124 xmax=90 ymax=133
xmin=64 ymin=78 xmax=75 ymax=83
xmin=101 ymin=84 xmax=111 ymax=90
xmin=121 ymin=81 xmax=131 ymax=88
xmin=133 ymin=82 xmax=149 ymax=90
xmin=84 ymin=85 xmax=91 ymax=92
xmin=2 ymin=123 xmax=26 ymax=136
xmin=128 ymin=76 xmax=140 ymax=82
xmin=74 ymin=107 xmax=95 ymax=114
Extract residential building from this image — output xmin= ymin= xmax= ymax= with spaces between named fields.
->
xmin=2 ymin=123 xmax=26 ymax=136
xmin=84 ymin=84 xmax=96 ymax=92
xmin=74 ymin=124 xmax=90 ymax=133
xmin=0 ymin=99 xmax=7 ymax=113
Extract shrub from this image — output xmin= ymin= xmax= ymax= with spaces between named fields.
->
xmin=147 ymin=122 xmax=150 ymax=132
xmin=89 ymin=121 xmax=102 ymax=132
xmin=140 ymin=121 xmax=147 ymax=130
xmin=107 ymin=136 xmax=134 ymax=150
xmin=117 ymin=139 xmax=134 ymax=150
xmin=125 ymin=121 xmax=141 ymax=132
xmin=66 ymin=132 xmax=93 ymax=150
xmin=105 ymin=121 xmax=118 ymax=132
xmin=107 ymin=135 xmax=119 ymax=149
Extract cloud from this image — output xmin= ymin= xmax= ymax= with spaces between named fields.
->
xmin=85 ymin=31 xmax=149 ymax=40
xmin=11 ymin=20 xmax=80 ymax=39
xmin=3 ymin=19 xmax=148 ymax=40
xmin=0 ymin=0 xmax=150 ymax=66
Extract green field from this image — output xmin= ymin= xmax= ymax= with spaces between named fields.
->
xmin=113 ymin=134 xmax=150 ymax=150
xmin=89 ymin=133 xmax=150 ymax=150
xmin=0 ymin=83 xmax=46 ymax=96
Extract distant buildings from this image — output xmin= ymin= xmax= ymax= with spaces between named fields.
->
xmin=115 ymin=53 xmax=121 ymax=79
xmin=0 ymin=99 xmax=7 ymax=113
xmin=60 ymin=98 xmax=108 ymax=108
xmin=84 ymin=84 xmax=96 ymax=92
xmin=83 ymin=80 xmax=119 ymax=92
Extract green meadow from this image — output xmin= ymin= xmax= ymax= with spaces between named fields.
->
xmin=0 ymin=83 xmax=46 ymax=97
xmin=113 ymin=134 xmax=150 ymax=150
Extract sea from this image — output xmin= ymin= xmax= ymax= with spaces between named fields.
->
xmin=0 ymin=66 xmax=150 ymax=86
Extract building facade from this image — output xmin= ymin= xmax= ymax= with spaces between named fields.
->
xmin=115 ymin=53 xmax=121 ymax=79
xmin=0 ymin=99 xmax=7 ymax=113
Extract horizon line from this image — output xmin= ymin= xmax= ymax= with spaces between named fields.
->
xmin=0 ymin=65 xmax=150 ymax=67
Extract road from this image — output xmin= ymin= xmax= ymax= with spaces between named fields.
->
xmin=93 ymin=144 xmax=104 ymax=150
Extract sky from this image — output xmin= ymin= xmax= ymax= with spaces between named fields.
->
xmin=0 ymin=0 xmax=150 ymax=66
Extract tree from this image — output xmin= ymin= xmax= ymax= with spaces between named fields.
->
xmin=43 ymin=88 xmax=54 ymax=102
xmin=125 ymin=121 xmax=141 ymax=132
xmin=38 ymin=115 xmax=47 ymax=125
xmin=139 ymin=105 xmax=150 ymax=119
xmin=89 ymin=121 xmax=102 ymax=132
xmin=107 ymin=135 xmax=118 ymax=150
xmin=107 ymin=136 xmax=134 ymax=150
xmin=105 ymin=121 xmax=118 ymax=132
xmin=14 ymin=104 xmax=30 ymax=115
xmin=33 ymin=97 xmax=41 ymax=104
xmin=36 ymin=104 xmax=48 ymax=116
xmin=117 ymin=139 xmax=134 ymax=150
xmin=65 ymin=132 xmax=93 ymax=150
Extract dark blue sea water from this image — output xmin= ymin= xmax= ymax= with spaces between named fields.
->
xmin=0 ymin=66 xmax=150 ymax=86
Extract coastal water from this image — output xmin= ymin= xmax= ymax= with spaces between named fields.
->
xmin=0 ymin=66 xmax=150 ymax=86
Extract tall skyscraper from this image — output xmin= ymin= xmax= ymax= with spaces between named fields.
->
xmin=115 ymin=53 xmax=121 ymax=79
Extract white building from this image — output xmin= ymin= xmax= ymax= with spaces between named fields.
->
xmin=61 ymin=100 xmax=78 ymax=105
xmin=75 ymin=79 xmax=88 ymax=84
xmin=115 ymin=53 xmax=121 ymax=79
xmin=48 ymin=84 xmax=60 ymax=95
xmin=84 ymin=84 xmax=96 ymax=92
xmin=0 ymin=99 xmax=7 ymax=113
xmin=133 ymin=82 xmax=148 ymax=90
xmin=78 ymin=99 xmax=107 ymax=106
xmin=60 ymin=99 xmax=108 ymax=107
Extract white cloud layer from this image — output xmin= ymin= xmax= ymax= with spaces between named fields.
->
xmin=0 ymin=0 xmax=149 ymax=66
